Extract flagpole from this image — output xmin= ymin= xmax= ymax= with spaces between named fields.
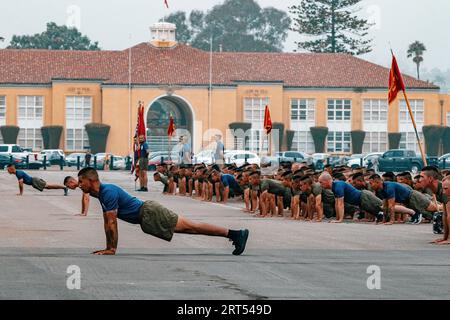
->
xmin=402 ymin=90 xmax=427 ymax=166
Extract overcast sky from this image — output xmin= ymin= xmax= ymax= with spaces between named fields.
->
xmin=1 ymin=0 xmax=449 ymax=75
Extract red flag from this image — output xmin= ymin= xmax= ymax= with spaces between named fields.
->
xmin=264 ymin=105 xmax=272 ymax=135
xmin=137 ymin=102 xmax=146 ymax=139
xmin=164 ymin=0 xmax=169 ymax=8
xmin=167 ymin=116 xmax=176 ymax=137
xmin=388 ymin=54 xmax=406 ymax=105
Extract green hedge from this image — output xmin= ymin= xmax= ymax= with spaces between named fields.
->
xmin=351 ymin=130 xmax=366 ymax=154
xmin=310 ymin=127 xmax=329 ymax=153
xmin=388 ymin=133 xmax=402 ymax=150
xmin=85 ymin=123 xmax=111 ymax=154
xmin=286 ymin=130 xmax=296 ymax=151
xmin=0 ymin=126 xmax=20 ymax=144
xmin=272 ymin=122 xmax=285 ymax=152
xmin=422 ymin=125 xmax=445 ymax=156
xmin=41 ymin=126 xmax=63 ymax=150
xmin=443 ymin=127 xmax=450 ymax=154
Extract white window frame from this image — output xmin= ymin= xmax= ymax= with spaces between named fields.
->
xmin=17 ymin=96 xmax=44 ymax=151
xmin=327 ymin=131 xmax=351 ymax=153
xmin=363 ymin=99 xmax=388 ymax=122
xmin=291 ymin=99 xmax=315 ymax=122
xmin=0 ymin=96 xmax=6 ymax=125
xmin=400 ymin=132 xmax=424 ymax=154
xmin=243 ymin=97 xmax=269 ymax=152
xmin=65 ymin=96 xmax=92 ymax=152
xmin=327 ymin=99 xmax=351 ymax=121
xmin=363 ymin=132 xmax=388 ymax=153
xmin=399 ymin=100 xmax=424 ymax=125
xmin=18 ymin=128 xmax=43 ymax=150
xmin=292 ymin=131 xmax=315 ymax=154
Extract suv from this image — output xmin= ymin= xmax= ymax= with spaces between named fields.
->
xmin=0 ymin=144 xmax=30 ymax=159
xmin=39 ymin=149 xmax=66 ymax=166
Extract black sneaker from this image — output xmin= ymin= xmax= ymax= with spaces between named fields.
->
xmin=408 ymin=212 xmax=418 ymax=224
xmin=413 ymin=213 xmax=423 ymax=225
xmin=376 ymin=212 xmax=384 ymax=223
xmin=231 ymin=229 xmax=249 ymax=256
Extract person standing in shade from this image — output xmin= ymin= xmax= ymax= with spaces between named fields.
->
xmin=214 ymin=134 xmax=225 ymax=166
xmin=84 ymin=152 xmax=92 ymax=168
xmin=180 ymin=136 xmax=192 ymax=165
xmin=138 ymin=135 xmax=149 ymax=192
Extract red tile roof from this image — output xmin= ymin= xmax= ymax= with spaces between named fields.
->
xmin=0 ymin=43 xmax=439 ymax=89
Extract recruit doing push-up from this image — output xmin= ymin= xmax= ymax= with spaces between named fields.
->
xmin=7 ymin=164 xmax=68 ymax=196
xmin=77 ymin=168 xmax=250 ymax=255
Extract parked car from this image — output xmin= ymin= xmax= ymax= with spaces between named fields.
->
xmin=148 ymin=154 xmax=174 ymax=171
xmin=437 ymin=153 xmax=450 ymax=170
xmin=0 ymin=154 xmax=26 ymax=169
xmin=312 ymin=153 xmax=329 ymax=167
xmin=66 ymin=153 xmax=86 ymax=167
xmin=378 ymin=149 xmax=433 ymax=174
xmin=193 ymin=149 xmax=215 ymax=165
xmin=224 ymin=150 xmax=260 ymax=167
xmin=0 ymin=144 xmax=30 ymax=159
xmin=39 ymin=149 xmax=66 ymax=166
xmin=346 ymin=153 xmax=384 ymax=168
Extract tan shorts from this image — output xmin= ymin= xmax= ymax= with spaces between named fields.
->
xmin=31 ymin=177 xmax=47 ymax=192
xmin=139 ymin=201 xmax=179 ymax=242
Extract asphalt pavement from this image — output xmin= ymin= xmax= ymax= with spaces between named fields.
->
xmin=0 ymin=169 xmax=449 ymax=300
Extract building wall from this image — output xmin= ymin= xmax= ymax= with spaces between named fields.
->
xmin=0 ymin=83 xmax=448 ymax=155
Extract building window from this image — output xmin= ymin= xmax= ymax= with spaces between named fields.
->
xmin=66 ymin=96 xmax=92 ymax=151
xmin=327 ymin=99 xmax=351 ymax=121
xmin=66 ymin=129 xmax=89 ymax=151
xmin=292 ymin=131 xmax=315 ymax=154
xmin=18 ymin=128 xmax=43 ymax=150
xmin=400 ymin=132 xmax=424 ymax=153
xmin=0 ymin=96 xmax=5 ymax=143
xmin=291 ymin=99 xmax=315 ymax=121
xmin=327 ymin=131 xmax=351 ymax=153
xmin=447 ymin=111 xmax=450 ymax=126
xmin=399 ymin=100 xmax=424 ymax=124
xmin=18 ymin=96 xmax=43 ymax=120
xmin=363 ymin=99 xmax=388 ymax=122
xmin=17 ymin=96 xmax=44 ymax=151
xmin=363 ymin=132 xmax=388 ymax=153
xmin=243 ymin=97 xmax=269 ymax=152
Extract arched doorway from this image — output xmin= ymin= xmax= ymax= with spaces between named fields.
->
xmin=146 ymin=95 xmax=194 ymax=153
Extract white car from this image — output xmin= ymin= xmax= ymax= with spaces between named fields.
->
xmin=347 ymin=152 xmax=384 ymax=168
xmin=224 ymin=150 xmax=260 ymax=167
xmin=39 ymin=149 xmax=66 ymax=165
xmin=0 ymin=144 xmax=31 ymax=159
xmin=193 ymin=149 xmax=215 ymax=165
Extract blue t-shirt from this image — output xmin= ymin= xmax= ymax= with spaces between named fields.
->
xmin=98 ymin=184 xmax=144 ymax=224
xmin=379 ymin=182 xmax=412 ymax=204
xmin=139 ymin=142 xmax=149 ymax=158
xmin=15 ymin=170 xmax=33 ymax=185
xmin=221 ymin=174 xmax=240 ymax=190
xmin=332 ymin=181 xmax=362 ymax=205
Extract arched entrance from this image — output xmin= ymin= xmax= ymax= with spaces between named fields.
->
xmin=146 ymin=95 xmax=194 ymax=153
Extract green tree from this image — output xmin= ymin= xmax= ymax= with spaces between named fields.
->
xmin=289 ymin=0 xmax=373 ymax=55
xmin=161 ymin=11 xmax=193 ymax=44
xmin=8 ymin=22 xmax=100 ymax=50
xmin=407 ymin=41 xmax=426 ymax=80
xmin=162 ymin=0 xmax=291 ymax=52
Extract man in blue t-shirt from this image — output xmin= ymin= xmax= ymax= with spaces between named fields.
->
xmin=211 ymin=171 xmax=243 ymax=203
xmin=138 ymin=135 xmax=149 ymax=192
xmin=77 ymin=167 xmax=249 ymax=256
xmin=7 ymin=164 xmax=68 ymax=196
xmin=318 ymin=172 xmax=383 ymax=224
xmin=369 ymin=174 xmax=437 ymax=225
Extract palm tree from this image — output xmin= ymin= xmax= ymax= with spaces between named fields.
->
xmin=407 ymin=41 xmax=426 ymax=80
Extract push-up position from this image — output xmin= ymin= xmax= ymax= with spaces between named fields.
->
xmin=77 ymin=168 xmax=249 ymax=256
xmin=64 ymin=176 xmax=90 ymax=216
xmin=7 ymin=164 xmax=68 ymax=196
